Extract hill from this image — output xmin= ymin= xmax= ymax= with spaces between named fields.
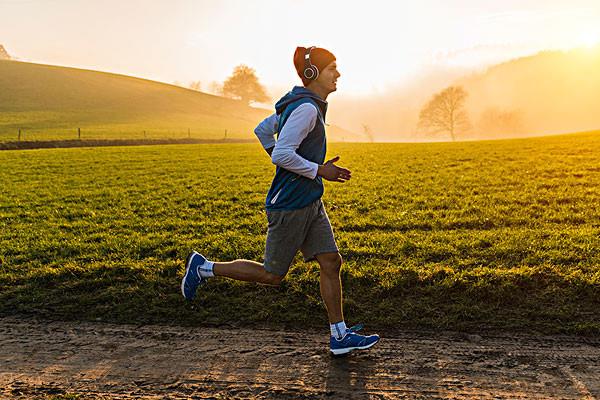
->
xmin=458 ymin=46 xmax=600 ymax=138
xmin=0 ymin=60 xmax=270 ymax=141
xmin=0 ymin=60 xmax=360 ymax=142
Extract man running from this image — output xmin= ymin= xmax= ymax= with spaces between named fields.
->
xmin=181 ymin=46 xmax=379 ymax=355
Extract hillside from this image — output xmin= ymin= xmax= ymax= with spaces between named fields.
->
xmin=458 ymin=46 xmax=600 ymax=138
xmin=0 ymin=60 xmax=271 ymax=141
xmin=0 ymin=60 xmax=360 ymax=142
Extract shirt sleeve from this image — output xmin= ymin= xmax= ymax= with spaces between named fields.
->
xmin=253 ymin=113 xmax=279 ymax=149
xmin=270 ymin=103 xmax=319 ymax=180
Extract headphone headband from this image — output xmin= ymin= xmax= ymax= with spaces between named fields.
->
xmin=303 ymin=46 xmax=319 ymax=81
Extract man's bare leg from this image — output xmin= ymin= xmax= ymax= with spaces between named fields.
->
xmin=315 ymin=252 xmax=344 ymax=323
xmin=213 ymin=260 xmax=283 ymax=286
xmin=214 ymin=254 xmax=345 ymax=321
xmin=316 ymin=251 xmax=380 ymax=353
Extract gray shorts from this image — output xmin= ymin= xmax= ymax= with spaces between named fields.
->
xmin=264 ymin=199 xmax=339 ymax=276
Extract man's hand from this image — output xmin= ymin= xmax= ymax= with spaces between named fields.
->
xmin=317 ymin=156 xmax=352 ymax=182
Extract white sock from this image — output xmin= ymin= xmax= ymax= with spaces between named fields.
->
xmin=330 ymin=320 xmax=347 ymax=340
xmin=197 ymin=260 xmax=215 ymax=278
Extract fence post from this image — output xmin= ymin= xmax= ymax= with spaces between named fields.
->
xmin=18 ymin=128 xmax=21 ymax=142
xmin=78 ymin=127 xmax=81 ymax=140
xmin=224 ymin=129 xmax=227 ymax=140
xmin=143 ymin=130 xmax=147 ymax=139
xmin=188 ymin=128 xmax=191 ymax=139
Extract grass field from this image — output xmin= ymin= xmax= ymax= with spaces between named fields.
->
xmin=1 ymin=131 xmax=599 ymax=334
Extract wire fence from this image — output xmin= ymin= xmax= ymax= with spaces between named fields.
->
xmin=0 ymin=127 xmax=241 ymax=144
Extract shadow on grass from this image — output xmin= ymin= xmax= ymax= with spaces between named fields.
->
xmin=1 ymin=260 xmax=599 ymax=335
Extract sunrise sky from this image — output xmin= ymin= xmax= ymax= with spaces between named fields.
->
xmin=1 ymin=0 xmax=600 ymax=96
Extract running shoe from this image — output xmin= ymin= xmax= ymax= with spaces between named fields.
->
xmin=181 ymin=251 xmax=207 ymax=300
xmin=330 ymin=325 xmax=380 ymax=355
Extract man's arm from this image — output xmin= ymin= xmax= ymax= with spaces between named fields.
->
xmin=270 ymin=103 xmax=319 ymax=179
xmin=271 ymin=103 xmax=351 ymax=182
xmin=254 ymin=114 xmax=278 ymax=156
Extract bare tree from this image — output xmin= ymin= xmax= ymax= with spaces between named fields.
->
xmin=0 ymin=44 xmax=11 ymax=60
xmin=361 ymin=123 xmax=375 ymax=143
xmin=417 ymin=86 xmax=470 ymax=141
xmin=222 ymin=64 xmax=269 ymax=105
xmin=188 ymin=81 xmax=201 ymax=91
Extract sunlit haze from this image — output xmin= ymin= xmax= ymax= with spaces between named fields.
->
xmin=2 ymin=0 xmax=600 ymax=141
xmin=2 ymin=0 xmax=600 ymax=96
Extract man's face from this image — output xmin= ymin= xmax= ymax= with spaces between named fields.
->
xmin=316 ymin=61 xmax=341 ymax=93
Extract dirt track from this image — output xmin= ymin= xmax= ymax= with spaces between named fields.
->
xmin=1 ymin=316 xmax=599 ymax=399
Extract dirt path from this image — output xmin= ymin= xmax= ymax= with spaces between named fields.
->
xmin=1 ymin=316 xmax=599 ymax=399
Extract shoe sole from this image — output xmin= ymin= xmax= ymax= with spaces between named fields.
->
xmin=181 ymin=251 xmax=198 ymax=300
xmin=330 ymin=337 xmax=380 ymax=355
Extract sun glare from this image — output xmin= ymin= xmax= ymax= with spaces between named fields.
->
xmin=576 ymin=29 xmax=600 ymax=48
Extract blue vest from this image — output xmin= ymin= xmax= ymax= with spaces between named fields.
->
xmin=265 ymin=87 xmax=328 ymax=211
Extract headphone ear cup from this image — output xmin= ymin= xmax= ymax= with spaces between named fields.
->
xmin=303 ymin=65 xmax=319 ymax=80
xmin=303 ymin=67 xmax=313 ymax=80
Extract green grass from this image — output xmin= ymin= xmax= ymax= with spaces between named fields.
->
xmin=1 ymin=131 xmax=599 ymax=334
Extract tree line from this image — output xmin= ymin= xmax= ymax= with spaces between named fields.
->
xmin=179 ymin=64 xmax=523 ymax=141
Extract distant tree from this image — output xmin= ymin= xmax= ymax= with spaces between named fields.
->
xmin=417 ymin=86 xmax=471 ymax=141
xmin=208 ymin=81 xmax=223 ymax=95
xmin=0 ymin=44 xmax=11 ymax=60
xmin=478 ymin=108 xmax=525 ymax=137
xmin=361 ymin=123 xmax=375 ymax=143
xmin=222 ymin=64 xmax=269 ymax=105
xmin=188 ymin=81 xmax=201 ymax=91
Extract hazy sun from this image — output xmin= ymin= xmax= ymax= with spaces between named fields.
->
xmin=576 ymin=29 xmax=600 ymax=48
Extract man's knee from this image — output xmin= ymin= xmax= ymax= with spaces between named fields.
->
xmin=262 ymin=270 xmax=285 ymax=286
xmin=317 ymin=252 xmax=342 ymax=275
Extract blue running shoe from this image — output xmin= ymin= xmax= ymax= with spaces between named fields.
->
xmin=181 ymin=251 xmax=207 ymax=300
xmin=330 ymin=326 xmax=380 ymax=355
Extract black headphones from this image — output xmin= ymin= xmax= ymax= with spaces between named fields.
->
xmin=303 ymin=46 xmax=319 ymax=81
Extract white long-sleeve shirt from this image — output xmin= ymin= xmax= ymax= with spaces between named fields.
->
xmin=254 ymin=103 xmax=320 ymax=180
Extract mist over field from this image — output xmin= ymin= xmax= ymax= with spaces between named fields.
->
xmin=324 ymin=46 xmax=600 ymax=141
